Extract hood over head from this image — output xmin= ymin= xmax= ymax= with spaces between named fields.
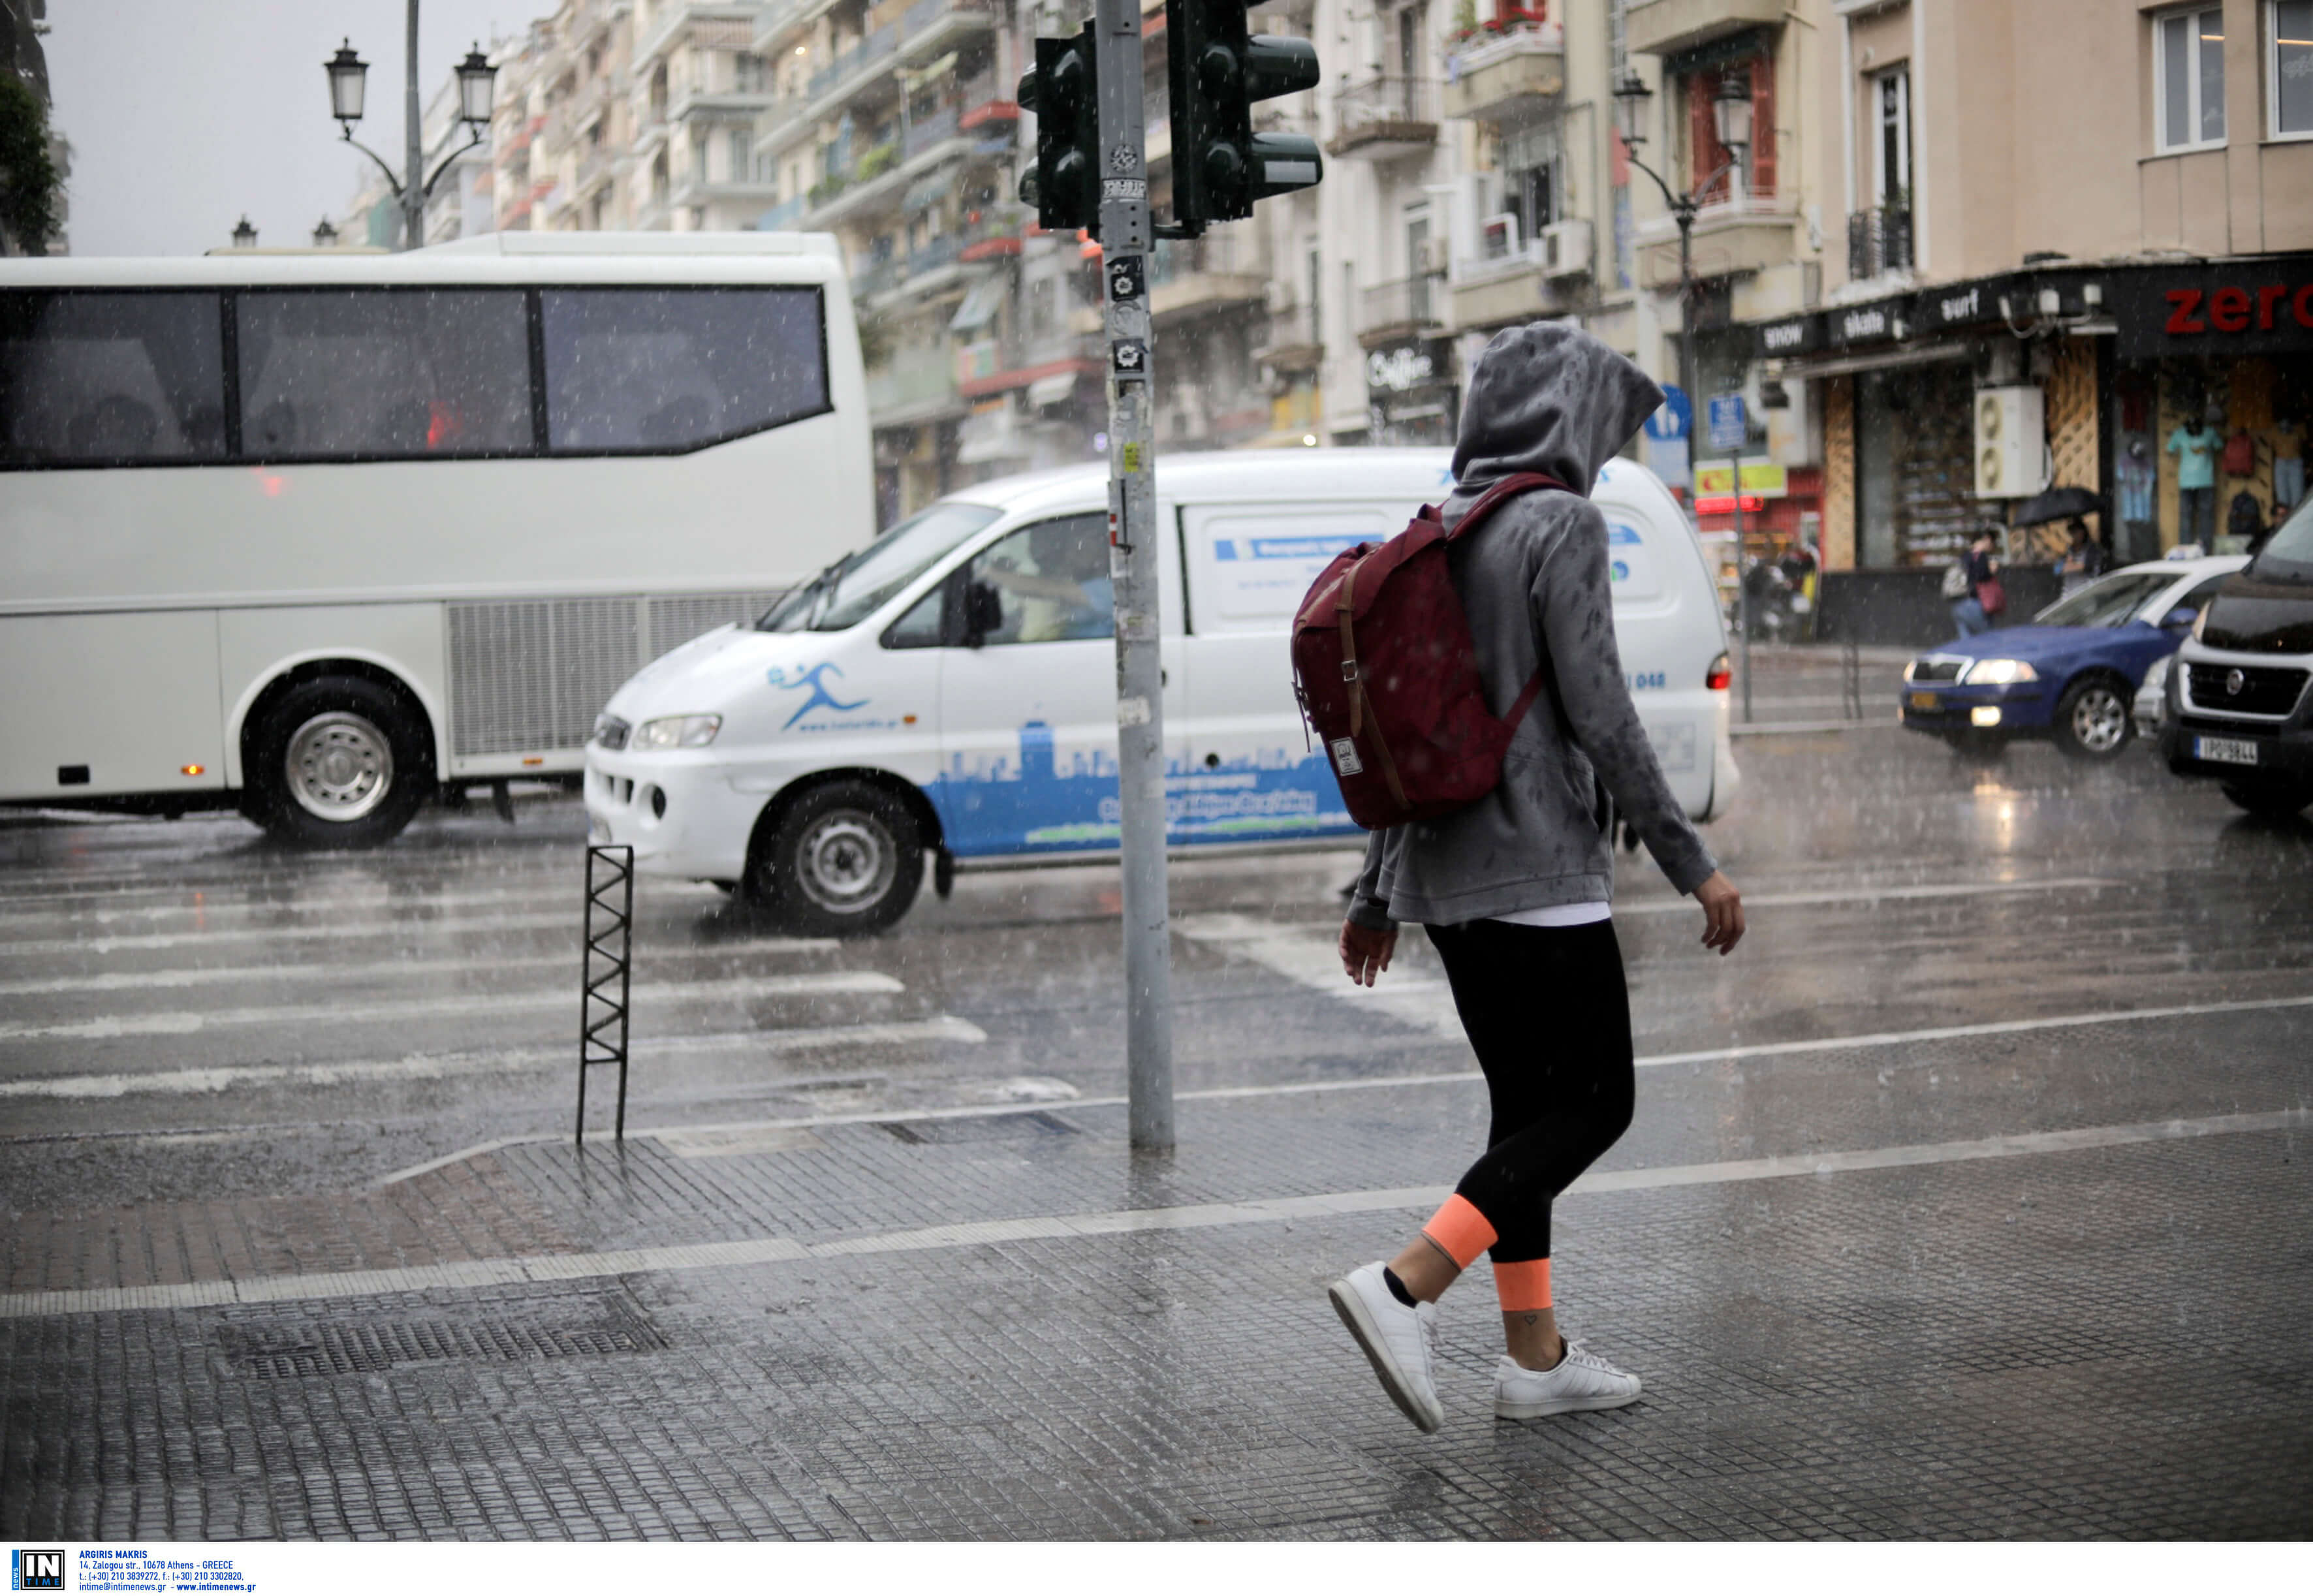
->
xmin=1451 ymin=322 xmax=1665 ymax=495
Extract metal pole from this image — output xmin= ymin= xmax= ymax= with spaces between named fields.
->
xmin=1735 ymin=443 xmax=1752 ymax=723
xmin=403 ymin=0 xmax=424 ymax=251
xmin=1092 ymin=0 xmax=1173 ymax=1153
xmin=1675 ymin=202 xmax=1695 ymax=426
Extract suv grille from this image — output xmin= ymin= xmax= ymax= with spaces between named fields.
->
xmin=2185 ymin=663 xmax=2310 ymax=718
xmin=593 ymin=715 xmax=631 ymax=751
xmin=1908 ymin=657 xmax=1964 ymax=683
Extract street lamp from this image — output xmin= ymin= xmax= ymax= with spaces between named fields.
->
xmin=312 ymin=217 xmax=339 ymax=249
xmin=322 ymin=7 xmax=499 ymax=252
xmin=230 ymin=215 xmax=257 ymax=249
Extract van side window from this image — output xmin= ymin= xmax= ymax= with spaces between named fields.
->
xmin=966 ymin=515 xmax=1113 ymax=645
xmin=0 ymin=291 xmax=228 ymax=466
xmin=539 ymin=287 xmax=828 ymax=453
xmin=881 ymin=580 xmax=948 ymax=649
xmin=237 ymin=290 xmax=531 ymax=460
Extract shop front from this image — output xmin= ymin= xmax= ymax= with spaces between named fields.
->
xmin=1364 ymin=337 xmax=1461 ymax=448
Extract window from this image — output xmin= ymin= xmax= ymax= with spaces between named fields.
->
xmin=730 ymin=129 xmax=752 ymax=182
xmin=761 ymin=501 xmax=1000 ymax=633
xmin=1503 ymin=121 xmax=1561 ymax=245
xmin=0 ymin=291 xmax=227 ymax=466
xmin=2156 ymin=7 xmax=2227 ymax=151
xmin=539 ymin=287 xmax=828 ymax=452
xmin=2273 ymin=0 xmax=2313 ymax=138
xmin=880 ymin=581 xmax=948 ymax=649
xmin=964 ymin=515 xmax=1114 ymax=645
xmin=1874 ymin=68 xmax=1911 ymax=206
xmin=238 ymin=290 xmax=531 ymax=461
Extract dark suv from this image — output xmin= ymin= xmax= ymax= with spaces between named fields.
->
xmin=2161 ymin=502 xmax=2313 ymax=817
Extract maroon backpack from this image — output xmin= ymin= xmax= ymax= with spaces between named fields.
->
xmin=1290 ymin=472 xmax=1566 ymax=830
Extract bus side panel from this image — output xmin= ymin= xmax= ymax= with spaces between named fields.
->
xmin=217 ymin=605 xmax=450 ymax=790
xmin=0 ymin=610 xmax=225 ymax=800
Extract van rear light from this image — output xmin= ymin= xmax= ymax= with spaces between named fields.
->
xmin=1707 ymin=652 xmax=1732 ymax=691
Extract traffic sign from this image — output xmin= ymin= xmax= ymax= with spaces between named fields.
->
xmin=1644 ymin=386 xmax=1691 ymax=441
xmin=1707 ymin=393 xmax=1747 ymax=453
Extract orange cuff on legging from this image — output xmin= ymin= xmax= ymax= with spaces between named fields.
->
xmin=1420 ymin=1194 xmax=1499 ymax=1270
xmin=1492 ymin=1257 xmax=1553 ymax=1312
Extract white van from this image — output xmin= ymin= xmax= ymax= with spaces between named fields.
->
xmin=585 ymin=448 xmax=1737 ymax=932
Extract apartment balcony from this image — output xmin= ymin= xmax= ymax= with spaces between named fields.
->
xmin=1441 ymin=23 xmax=1564 ymax=124
xmin=1148 ymin=236 xmax=1268 ymax=324
xmin=806 ymin=25 xmax=899 ymax=102
xmin=670 ymin=174 xmax=782 ymax=211
xmin=802 ymin=125 xmax=977 ymax=230
xmin=866 ymin=335 xmax=965 ymax=429
xmin=574 ymin=144 xmax=620 ymax=200
xmin=573 ymin=72 xmax=624 ymax=136
xmin=1357 ymin=273 xmax=1446 ymax=347
xmin=902 ymin=104 xmax=960 ymax=161
xmin=898 ymin=0 xmax=998 ymax=65
xmin=753 ymin=0 xmax=826 ymax=54
xmin=670 ymin=86 xmax=777 ymax=123
xmin=1447 ymin=237 xmax=1590 ymax=330
xmin=1847 ymin=205 xmax=1914 ymax=281
xmin=1327 ymin=76 xmax=1439 ymax=161
xmin=1623 ymin=0 xmax=1784 ymax=58
xmin=958 ymin=204 xmax=1025 ymax=261
xmin=1637 ymin=195 xmax=1799 ymax=290
xmin=574 ymin=0 xmax=631 ymax=56
xmin=635 ymin=3 xmax=761 ymax=72
xmin=757 ymin=193 xmax=808 ymax=230
xmin=1255 ymin=303 xmax=1325 ymax=376
xmin=633 ymin=102 xmax=671 ymax=157
xmin=851 ymin=255 xmax=904 ymax=304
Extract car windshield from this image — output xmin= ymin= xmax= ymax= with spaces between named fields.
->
xmin=2032 ymin=570 xmax=2178 ymax=629
xmin=757 ymin=501 xmax=1003 ymax=633
xmin=2251 ymin=497 xmax=2313 ymax=584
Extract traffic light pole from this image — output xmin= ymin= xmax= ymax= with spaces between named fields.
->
xmin=1093 ymin=0 xmax=1173 ymax=1155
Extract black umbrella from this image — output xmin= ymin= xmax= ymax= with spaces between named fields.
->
xmin=2010 ymin=485 xmax=2107 ymax=526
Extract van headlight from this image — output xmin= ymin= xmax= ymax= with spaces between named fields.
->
xmin=1960 ymin=659 xmax=2038 ymax=685
xmin=632 ymin=713 xmax=723 ymax=749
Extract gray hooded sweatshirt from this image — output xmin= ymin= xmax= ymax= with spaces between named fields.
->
xmin=1347 ymin=322 xmax=1718 ymax=930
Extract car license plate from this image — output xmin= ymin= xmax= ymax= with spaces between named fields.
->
xmin=1909 ymin=691 xmax=1939 ymax=710
xmin=2194 ymin=735 xmax=2259 ymax=766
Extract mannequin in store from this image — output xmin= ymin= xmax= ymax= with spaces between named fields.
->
xmin=2118 ymin=437 xmax=2156 ymax=563
xmin=2275 ymin=417 xmax=2304 ymax=512
xmin=2167 ymin=411 xmax=2222 ymax=554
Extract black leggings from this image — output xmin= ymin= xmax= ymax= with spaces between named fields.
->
xmin=1425 ymin=917 xmax=1635 ymax=1264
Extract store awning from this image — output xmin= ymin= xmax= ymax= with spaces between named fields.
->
xmin=949 ymin=272 xmax=1007 ymax=334
xmin=1778 ymin=341 xmax=1975 ymax=381
xmin=1026 ymin=371 xmax=1078 ymax=408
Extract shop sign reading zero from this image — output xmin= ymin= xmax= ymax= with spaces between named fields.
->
xmin=2111 ymin=256 xmax=2313 ymax=359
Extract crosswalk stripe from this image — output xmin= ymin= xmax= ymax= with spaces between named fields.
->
xmin=0 ymin=938 xmax=838 ymax=995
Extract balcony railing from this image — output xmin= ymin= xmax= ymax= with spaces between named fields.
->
xmin=1329 ymin=75 xmax=1440 ymax=157
xmin=758 ymin=194 xmax=808 ymax=230
xmin=1848 ymin=205 xmax=1913 ymax=280
xmin=903 ymin=104 xmax=962 ymax=160
xmin=1359 ymin=273 xmax=1443 ymax=334
xmin=907 ymin=234 xmax=962 ymax=279
xmin=852 ymin=257 xmax=903 ymax=302
xmin=808 ymin=25 xmax=898 ymax=100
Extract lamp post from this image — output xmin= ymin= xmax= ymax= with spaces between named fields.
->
xmin=324 ymin=7 xmax=497 ymax=251
xmin=230 ymin=216 xmax=258 ymax=249
xmin=1611 ymin=69 xmax=1751 ymax=430
xmin=311 ymin=217 xmax=339 ymax=249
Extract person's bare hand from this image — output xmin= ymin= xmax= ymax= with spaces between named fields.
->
xmin=1693 ymin=871 xmax=1745 ymax=956
xmin=1339 ymin=920 xmax=1398 ymax=986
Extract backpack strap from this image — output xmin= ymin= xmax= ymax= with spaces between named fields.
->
xmin=1442 ymin=470 xmax=1569 ymax=734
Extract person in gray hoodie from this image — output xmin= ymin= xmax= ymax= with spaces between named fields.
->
xmin=1325 ymin=324 xmax=1746 ymax=1434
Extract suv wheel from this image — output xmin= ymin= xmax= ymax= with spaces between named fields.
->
xmin=243 ymin=676 xmax=430 ymax=849
xmin=747 ymin=780 xmax=924 ymax=935
xmin=2219 ymin=779 xmax=2313 ymax=819
xmin=2053 ymin=677 xmax=2132 ymax=760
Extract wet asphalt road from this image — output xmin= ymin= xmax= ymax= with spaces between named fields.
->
xmin=3 ymin=671 xmax=2308 ymax=1217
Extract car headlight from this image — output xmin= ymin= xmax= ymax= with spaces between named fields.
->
xmin=1961 ymin=659 xmax=2038 ymax=685
xmin=632 ymin=713 xmax=723 ymax=749
xmin=2142 ymin=656 xmax=2171 ymax=691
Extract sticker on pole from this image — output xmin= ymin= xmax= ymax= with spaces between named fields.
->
xmin=1103 ymin=177 xmax=1147 ymax=202
xmin=1107 ymin=254 xmax=1144 ymax=302
xmin=1112 ymin=337 xmax=1148 ymax=377
xmin=1707 ymin=393 xmax=1747 ymax=452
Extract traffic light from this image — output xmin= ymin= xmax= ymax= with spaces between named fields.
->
xmin=1165 ymin=0 xmax=1322 ymax=229
xmin=1017 ymin=23 xmax=1100 ymax=235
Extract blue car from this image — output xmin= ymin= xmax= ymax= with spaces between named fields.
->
xmin=1899 ymin=556 xmax=2248 ymax=759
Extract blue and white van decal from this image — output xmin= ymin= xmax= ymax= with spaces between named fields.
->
xmin=926 ymin=722 xmax=1359 ymax=856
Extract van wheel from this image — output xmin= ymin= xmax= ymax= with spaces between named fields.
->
xmin=2219 ymin=779 xmax=2313 ymax=819
xmin=244 ymin=676 xmax=429 ymax=849
xmin=2053 ymin=677 xmax=2132 ymax=760
xmin=748 ymin=780 xmax=923 ymax=936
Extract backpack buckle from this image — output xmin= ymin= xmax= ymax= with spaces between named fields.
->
xmin=1340 ymin=661 xmax=1361 ymax=682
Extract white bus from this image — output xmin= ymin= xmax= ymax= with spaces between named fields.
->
xmin=0 ymin=233 xmax=871 ymax=847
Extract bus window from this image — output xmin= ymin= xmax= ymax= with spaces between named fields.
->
xmin=539 ymin=286 xmax=827 ymax=453
xmin=236 ymin=289 xmax=532 ymax=460
xmin=0 ymin=290 xmax=228 ymax=465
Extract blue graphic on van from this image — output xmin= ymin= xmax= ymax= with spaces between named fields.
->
xmin=1212 ymin=533 xmax=1373 ymax=563
xmin=767 ymin=661 xmax=868 ymax=728
xmin=1607 ymin=524 xmax=1643 ymax=544
xmin=1611 ymin=560 xmax=1632 ymax=582
xmin=926 ymin=720 xmax=1359 ymax=857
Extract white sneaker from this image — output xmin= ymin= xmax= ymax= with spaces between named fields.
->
xmin=1327 ymin=1262 xmax=1445 ymax=1433
xmin=1492 ymin=1340 xmax=1643 ymax=1419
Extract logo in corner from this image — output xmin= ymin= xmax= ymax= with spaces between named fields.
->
xmin=14 ymin=1550 xmax=65 ymax=1591
xmin=767 ymin=661 xmax=869 ymax=728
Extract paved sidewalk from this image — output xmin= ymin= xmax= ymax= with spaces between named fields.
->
xmin=4 ymin=1004 xmax=2310 ymax=1541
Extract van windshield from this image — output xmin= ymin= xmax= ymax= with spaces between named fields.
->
xmin=758 ymin=502 xmax=1003 ymax=633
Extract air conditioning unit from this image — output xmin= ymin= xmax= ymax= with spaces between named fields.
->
xmin=1973 ymin=385 xmax=2044 ymax=498
xmin=1541 ymin=218 xmax=1592 ymax=279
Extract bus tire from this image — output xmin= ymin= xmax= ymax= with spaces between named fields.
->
xmin=747 ymin=779 xmax=922 ymax=936
xmin=244 ymin=676 xmax=430 ymax=849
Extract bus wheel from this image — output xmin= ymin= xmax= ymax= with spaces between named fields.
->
xmin=748 ymin=780 xmax=922 ymax=936
xmin=245 ymin=676 xmax=429 ymax=849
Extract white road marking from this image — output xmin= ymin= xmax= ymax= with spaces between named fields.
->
xmin=0 ymin=1017 xmax=987 ymax=1101
xmin=0 ymin=914 xmax=836 ymax=960
xmin=8 ymin=1106 xmax=2300 ymax=1319
xmin=366 ymin=988 xmax=2313 ymax=1185
xmin=0 ymin=938 xmax=839 ymax=996
xmin=0 ymin=880 xmax=711 ymax=923
xmin=1609 ymin=876 xmax=2123 ymax=915
xmin=0 ymin=971 xmax=903 ymax=1042
xmin=1176 ymin=913 xmax=1464 ymax=1037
